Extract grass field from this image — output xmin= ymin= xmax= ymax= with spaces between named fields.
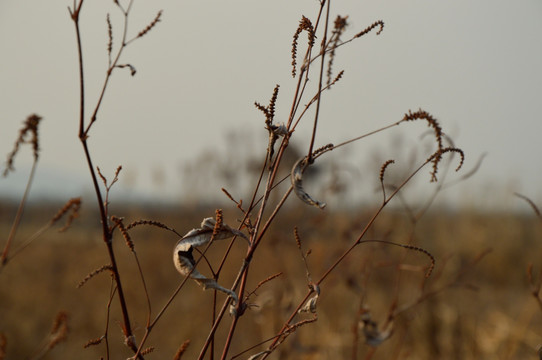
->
xmin=1 ymin=201 xmax=541 ymax=359
xmin=2 ymin=2 xmax=540 ymax=359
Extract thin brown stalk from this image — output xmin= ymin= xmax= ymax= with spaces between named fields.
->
xmin=261 ymin=153 xmax=443 ymax=358
xmin=69 ymin=1 xmax=140 ymax=357
xmin=515 ymin=192 xmax=542 ymax=220
xmin=1 ymin=161 xmax=38 ymax=267
xmin=306 ymin=0 xmax=331 ymax=164
xmin=133 ymin=222 xmax=226 ymax=359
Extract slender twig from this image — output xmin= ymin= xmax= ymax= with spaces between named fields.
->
xmin=306 ymin=0 xmax=330 ymax=164
xmin=69 ymin=1 xmax=141 ymax=357
xmin=261 ymin=153 xmax=442 ymax=358
xmin=1 ymin=161 xmax=37 ymax=267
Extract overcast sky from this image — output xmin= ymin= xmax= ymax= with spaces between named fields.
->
xmin=1 ymin=1 xmax=541 ymax=211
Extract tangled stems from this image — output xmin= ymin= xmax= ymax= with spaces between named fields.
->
xmin=257 ymin=148 xmax=461 ymax=358
xmin=69 ymin=0 xmax=160 ymax=357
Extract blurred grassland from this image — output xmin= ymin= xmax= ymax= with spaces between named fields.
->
xmin=1 ymin=201 xmax=541 ymax=359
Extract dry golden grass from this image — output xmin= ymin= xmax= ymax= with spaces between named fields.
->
xmin=1 ymin=202 xmax=541 ymax=359
xmin=3 ymin=2 xmax=541 ymax=359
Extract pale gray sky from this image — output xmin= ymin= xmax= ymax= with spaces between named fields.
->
xmin=1 ymin=1 xmax=541 ymax=210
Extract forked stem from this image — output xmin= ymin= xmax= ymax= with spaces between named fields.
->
xmin=70 ymin=1 xmax=140 ymax=357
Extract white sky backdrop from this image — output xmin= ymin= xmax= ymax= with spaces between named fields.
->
xmin=1 ymin=1 xmax=541 ymax=211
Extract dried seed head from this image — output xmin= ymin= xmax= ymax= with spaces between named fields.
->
xmin=426 ymin=147 xmax=465 ymax=182
xmin=77 ymin=264 xmax=113 ymax=288
xmin=126 ymin=219 xmax=179 ymax=236
xmin=355 ymin=20 xmax=384 ymax=38
xmin=136 ymin=10 xmax=163 ymax=39
xmin=212 ymin=209 xmax=223 ymax=239
xmin=268 ymin=84 xmax=280 ymax=124
xmin=106 ymin=14 xmax=113 ymax=56
xmin=292 ymin=16 xmax=316 ymax=77
xmin=173 ymin=339 xmax=191 ymax=360
xmin=83 ymin=337 xmax=103 ymax=348
xmin=293 ymin=227 xmax=302 ymax=250
xmin=334 ymin=15 xmax=349 ymax=32
xmin=256 ymin=84 xmax=281 ymax=128
xmin=51 ymin=197 xmax=82 ymax=232
xmin=312 ymin=143 xmax=334 ymax=158
xmin=141 ymin=347 xmax=154 ymax=355
xmin=441 ymin=147 xmax=465 ymax=172
xmin=400 ymin=244 xmax=435 ymax=278
xmin=402 ymin=109 xmax=443 ymax=149
xmin=402 ymin=109 xmax=445 ymax=181
xmin=96 ymin=166 xmax=107 ymax=186
xmin=327 ymin=16 xmax=348 ymax=85
xmin=328 ymin=70 xmax=344 ymax=89
xmin=111 ymin=216 xmax=134 ymax=251
xmin=379 ymin=160 xmax=395 ymax=183
xmin=4 ymin=114 xmax=42 ymax=176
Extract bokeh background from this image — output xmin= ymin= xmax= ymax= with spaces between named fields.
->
xmin=1 ymin=1 xmax=542 ymax=359
xmin=1 ymin=0 xmax=541 ymax=209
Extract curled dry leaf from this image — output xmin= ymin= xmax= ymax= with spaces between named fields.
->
xmin=298 ymin=284 xmax=320 ymax=314
xmin=173 ymin=218 xmax=248 ymax=304
xmin=360 ymin=306 xmax=394 ymax=346
xmin=291 ymin=158 xmax=326 ymax=209
xmin=271 ymin=123 xmax=288 ymax=136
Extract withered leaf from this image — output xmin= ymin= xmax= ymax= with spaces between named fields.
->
xmin=173 ymin=217 xmax=248 ymax=303
xmin=291 ymin=157 xmax=326 ymax=209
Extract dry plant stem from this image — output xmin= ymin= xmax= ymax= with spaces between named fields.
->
xmin=230 ymin=334 xmax=283 ymax=359
xmin=286 ymin=4 xmax=326 ymax=131
xmin=6 ymin=223 xmax=49 ymax=263
xmin=515 ymin=192 xmax=542 ymax=220
xmin=133 ymin=231 xmax=222 ymax=359
xmin=331 ymin=121 xmax=401 ymax=151
xmin=218 ymin=156 xmax=298 ymax=359
xmin=290 ymin=76 xmax=344 ymax=132
xmin=104 ymin=281 xmax=117 ymax=360
xmin=1 ymin=160 xmax=37 ymax=267
xmin=70 ymin=2 xmax=140 ymax=357
xmin=84 ymin=0 xmax=134 ymax=137
xmin=210 ymin=291 xmax=217 ymax=360
xmin=135 ymin=253 xmax=152 ymax=324
xmin=132 ymin=273 xmax=191 ymax=359
xmin=306 ymin=0 xmax=330 ymax=163
xmin=198 ymin=187 xmax=294 ymax=360
xmin=213 ymin=157 xmax=271 ymax=278
xmin=81 ymin=141 xmax=139 ymax=355
xmin=5 ymin=199 xmax=81 ymax=265
xmin=218 ymin=6 xmax=332 ymax=355
xmin=393 ymin=248 xmax=492 ymax=317
xmin=306 ymin=20 xmax=384 ymax=69
xmin=261 ymin=156 xmax=439 ymax=359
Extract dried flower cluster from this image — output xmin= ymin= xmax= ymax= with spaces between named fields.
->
xmin=327 ymin=15 xmax=349 ymax=85
xmin=4 ymin=114 xmax=42 ymax=176
xmin=51 ymin=197 xmax=82 ymax=232
xmin=354 ymin=20 xmax=384 ymax=38
xmin=292 ymin=16 xmax=316 ymax=77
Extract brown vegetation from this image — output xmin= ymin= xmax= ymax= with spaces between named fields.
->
xmin=1 ymin=1 xmax=541 ymax=359
xmin=1 ymin=204 xmax=541 ymax=359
